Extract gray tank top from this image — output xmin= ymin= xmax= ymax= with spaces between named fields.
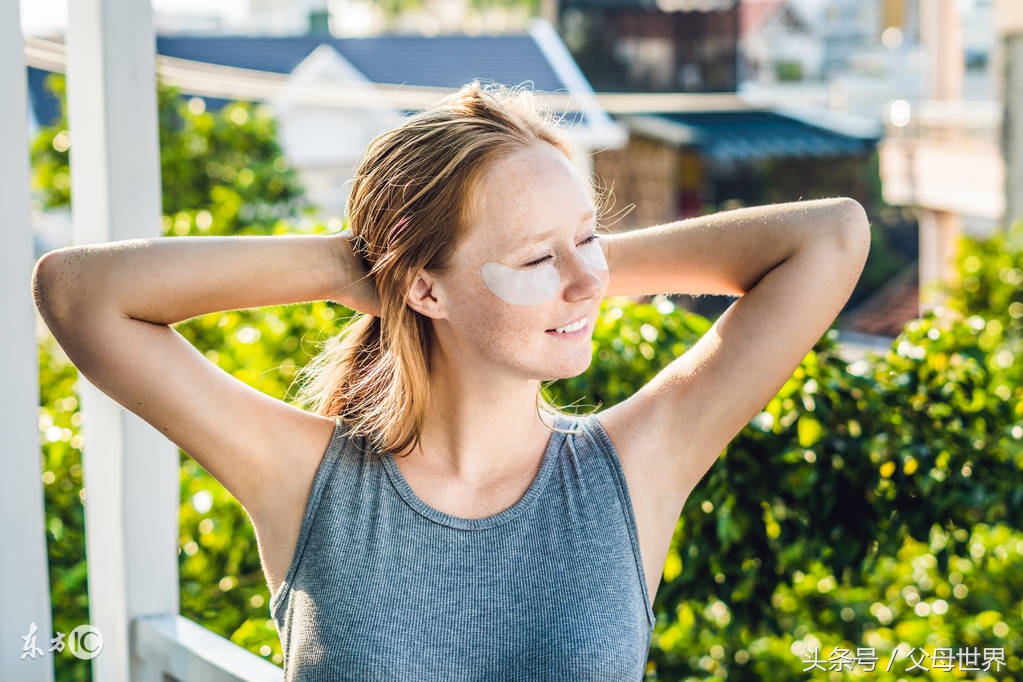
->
xmin=269 ymin=414 xmax=655 ymax=681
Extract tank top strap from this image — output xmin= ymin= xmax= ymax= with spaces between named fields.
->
xmin=564 ymin=413 xmax=656 ymax=629
xmin=269 ymin=418 xmax=361 ymax=619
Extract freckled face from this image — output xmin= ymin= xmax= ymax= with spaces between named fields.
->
xmin=430 ymin=143 xmax=608 ymax=381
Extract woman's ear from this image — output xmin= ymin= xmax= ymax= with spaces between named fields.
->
xmin=405 ymin=271 xmax=447 ymax=319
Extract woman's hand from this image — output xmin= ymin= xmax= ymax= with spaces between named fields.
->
xmin=328 ymin=232 xmax=381 ymax=317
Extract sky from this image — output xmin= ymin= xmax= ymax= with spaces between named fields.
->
xmin=21 ymin=0 xmax=828 ymax=36
xmin=20 ymin=0 xmax=248 ymax=35
xmin=20 ymin=0 xmax=986 ymax=36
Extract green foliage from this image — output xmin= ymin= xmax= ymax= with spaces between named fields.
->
xmin=946 ymin=220 xmax=1023 ymax=342
xmin=29 ymin=75 xmax=73 ymax=209
xmin=774 ymin=61 xmax=803 ymax=82
xmin=37 ymin=334 xmax=90 ymax=682
xmin=157 ymin=93 xmax=307 ymax=235
xmin=31 ymin=74 xmax=307 ymax=234
xmin=646 ymin=523 xmax=1022 ymax=680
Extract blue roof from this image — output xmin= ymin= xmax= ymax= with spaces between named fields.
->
xmin=650 ymin=111 xmax=878 ymax=161
xmin=28 ymin=67 xmax=62 ymax=128
xmin=155 ymin=35 xmax=566 ymax=92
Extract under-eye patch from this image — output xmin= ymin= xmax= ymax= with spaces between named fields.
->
xmin=577 ymin=238 xmax=608 ymax=271
xmin=481 ymin=262 xmax=561 ymax=306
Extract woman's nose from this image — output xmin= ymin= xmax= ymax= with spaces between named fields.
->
xmin=562 ymin=250 xmax=605 ymax=302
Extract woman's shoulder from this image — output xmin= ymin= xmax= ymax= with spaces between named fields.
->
xmin=552 ymin=411 xmax=621 ymax=464
xmin=256 ymin=414 xmax=382 ymax=602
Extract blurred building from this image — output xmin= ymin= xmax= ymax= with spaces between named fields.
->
xmin=879 ymin=0 xmax=1005 ymax=312
xmin=740 ymin=0 xmax=994 ymax=124
xmin=997 ymin=0 xmax=1023 ymax=226
xmin=739 ymin=0 xmax=822 ymax=84
xmin=556 ymin=0 xmax=741 ymax=92
xmin=593 ymin=108 xmax=878 ymax=226
xmin=542 ymin=0 xmax=879 ymax=222
xmin=819 ymin=0 xmax=917 ymax=75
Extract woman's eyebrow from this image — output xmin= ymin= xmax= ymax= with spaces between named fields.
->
xmin=513 ymin=210 xmax=597 ymax=249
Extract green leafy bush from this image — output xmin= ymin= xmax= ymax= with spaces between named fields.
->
xmin=36 ymin=334 xmax=89 ymax=681
xmin=31 ymin=75 xmax=306 ymax=234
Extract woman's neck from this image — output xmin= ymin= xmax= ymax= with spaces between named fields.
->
xmin=415 ymin=354 xmax=551 ymax=484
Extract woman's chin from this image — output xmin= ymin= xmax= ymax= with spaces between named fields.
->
xmin=540 ymin=355 xmax=594 ymax=381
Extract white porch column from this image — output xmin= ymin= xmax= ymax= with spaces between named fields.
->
xmin=65 ymin=1 xmax=180 ymax=681
xmin=0 ymin=1 xmax=54 ymax=679
xmin=917 ymin=208 xmax=960 ymax=314
xmin=921 ymin=0 xmax=965 ymax=102
xmin=917 ymin=0 xmax=964 ymax=309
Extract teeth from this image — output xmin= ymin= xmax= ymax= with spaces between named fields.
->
xmin=554 ymin=318 xmax=586 ymax=334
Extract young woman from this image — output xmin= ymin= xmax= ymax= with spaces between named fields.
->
xmin=33 ymin=83 xmax=870 ymax=680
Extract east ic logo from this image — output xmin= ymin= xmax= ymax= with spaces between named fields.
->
xmin=20 ymin=622 xmax=104 ymax=661
xmin=67 ymin=625 xmax=104 ymax=660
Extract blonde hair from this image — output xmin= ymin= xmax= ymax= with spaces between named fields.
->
xmin=296 ymin=82 xmax=581 ymax=456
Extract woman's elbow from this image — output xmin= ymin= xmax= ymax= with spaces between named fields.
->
xmin=32 ymin=248 xmax=82 ymax=335
xmin=830 ymin=197 xmax=871 ymax=256
xmin=33 ymin=250 xmax=61 ymax=316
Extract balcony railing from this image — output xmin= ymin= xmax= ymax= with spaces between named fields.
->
xmin=132 ymin=616 xmax=282 ymax=682
xmin=883 ymin=99 xmax=1002 ymax=142
xmin=879 ymin=99 xmax=1005 ymax=220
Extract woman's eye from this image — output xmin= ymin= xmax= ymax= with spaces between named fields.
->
xmin=522 ymin=235 xmax=597 ymax=267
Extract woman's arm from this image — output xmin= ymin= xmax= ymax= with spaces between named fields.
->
xmin=604 ymin=197 xmax=865 ymax=299
xmin=35 ymin=233 xmax=377 ymax=329
xmin=32 ymin=233 xmax=375 ymax=520
xmin=596 ymin=199 xmax=870 ymax=588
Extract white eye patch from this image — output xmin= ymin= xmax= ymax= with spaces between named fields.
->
xmin=481 ymin=238 xmax=607 ymax=306
xmin=481 ymin=262 xmax=561 ymax=306
xmin=577 ymin=238 xmax=608 ymax=271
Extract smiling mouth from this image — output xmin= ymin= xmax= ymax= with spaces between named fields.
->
xmin=549 ymin=318 xmax=587 ymax=334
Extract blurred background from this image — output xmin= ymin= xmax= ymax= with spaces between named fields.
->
xmin=10 ymin=0 xmax=1023 ymax=680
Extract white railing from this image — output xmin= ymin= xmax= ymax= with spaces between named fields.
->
xmin=5 ymin=0 xmax=284 ymax=679
xmin=884 ymin=98 xmax=1002 ymax=142
xmin=879 ymin=99 xmax=1005 ymax=220
xmin=132 ymin=616 xmax=282 ymax=682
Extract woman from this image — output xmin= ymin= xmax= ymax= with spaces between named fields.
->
xmin=33 ymin=83 xmax=870 ymax=680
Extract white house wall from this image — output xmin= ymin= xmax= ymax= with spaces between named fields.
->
xmin=273 ymin=44 xmax=402 ymax=216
